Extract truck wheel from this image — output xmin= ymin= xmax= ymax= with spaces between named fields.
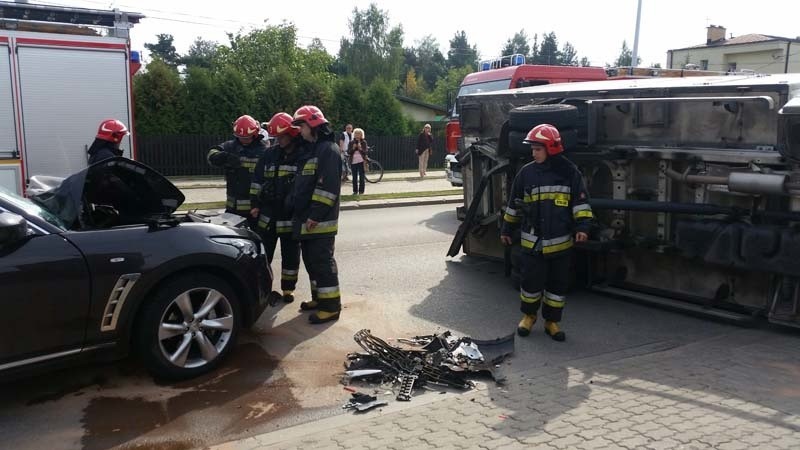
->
xmin=509 ymin=104 xmax=578 ymax=132
xmin=136 ymin=273 xmax=242 ymax=380
xmin=508 ymin=128 xmax=578 ymax=156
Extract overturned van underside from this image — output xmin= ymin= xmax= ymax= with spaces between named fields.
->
xmin=453 ymin=74 xmax=800 ymax=327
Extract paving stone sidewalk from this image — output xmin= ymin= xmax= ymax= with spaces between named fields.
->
xmin=213 ymin=329 xmax=800 ymax=450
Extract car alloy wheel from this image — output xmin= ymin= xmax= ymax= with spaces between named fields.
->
xmin=157 ymin=287 xmax=235 ymax=369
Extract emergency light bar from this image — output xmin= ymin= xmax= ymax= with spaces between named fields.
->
xmin=479 ymin=53 xmax=526 ymax=71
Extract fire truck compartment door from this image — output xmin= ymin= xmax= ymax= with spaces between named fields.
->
xmin=16 ymin=45 xmax=131 ymax=179
xmin=0 ymin=42 xmax=17 ymax=159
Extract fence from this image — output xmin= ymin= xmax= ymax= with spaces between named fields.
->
xmin=136 ymin=134 xmax=446 ymax=176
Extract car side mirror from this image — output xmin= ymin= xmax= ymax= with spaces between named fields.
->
xmin=0 ymin=211 xmax=29 ymax=246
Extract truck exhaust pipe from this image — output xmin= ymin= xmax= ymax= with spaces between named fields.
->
xmin=664 ymin=168 xmax=789 ymax=196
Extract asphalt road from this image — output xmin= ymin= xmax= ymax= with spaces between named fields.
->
xmin=0 ymin=204 xmax=749 ymax=450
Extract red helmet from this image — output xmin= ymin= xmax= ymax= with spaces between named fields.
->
xmin=291 ymin=105 xmax=328 ymax=128
xmin=96 ymin=119 xmax=129 ymax=143
xmin=233 ymin=115 xmax=260 ymax=138
xmin=266 ymin=112 xmax=300 ymax=137
xmin=523 ymin=123 xmax=563 ymax=155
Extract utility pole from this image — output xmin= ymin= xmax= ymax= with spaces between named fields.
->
xmin=631 ymin=0 xmax=643 ymax=70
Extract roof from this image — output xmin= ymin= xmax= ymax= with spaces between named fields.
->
xmin=394 ymin=95 xmax=447 ymax=114
xmin=671 ymin=33 xmax=800 ymax=52
xmin=0 ymin=1 xmax=144 ymax=27
xmin=467 ymin=73 xmax=800 ymax=99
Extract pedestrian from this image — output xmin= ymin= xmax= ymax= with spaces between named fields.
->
xmin=87 ymin=119 xmax=129 ymax=165
xmin=207 ymin=115 xmax=267 ymax=221
xmin=290 ymin=105 xmax=343 ymax=324
xmin=338 ymin=123 xmax=353 ymax=182
xmin=500 ymin=124 xmax=594 ymax=342
xmin=251 ymin=112 xmax=305 ymax=304
xmin=347 ymin=127 xmax=368 ymax=195
xmin=416 ymin=123 xmax=433 ymax=178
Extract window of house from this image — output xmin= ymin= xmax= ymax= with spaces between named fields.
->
xmin=700 ymin=60 xmax=709 ymax=70
xmin=728 ymin=62 xmax=737 ymax=72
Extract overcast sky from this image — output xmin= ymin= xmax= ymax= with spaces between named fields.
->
xmin=36 ymin=0 xmax=800 ymax=68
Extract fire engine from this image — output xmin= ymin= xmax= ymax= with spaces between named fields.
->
xmin=0 ymin=2 xmax=143 ymax=195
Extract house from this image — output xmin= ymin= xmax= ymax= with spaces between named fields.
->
xmin=667 ymin=25 xmax=800 ymax=74
xmin=395 ymin=95 xmax=447 ymax=123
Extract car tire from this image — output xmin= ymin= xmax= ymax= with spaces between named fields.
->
xmin=508 ymin=104 xmax=578 ymax=132
xmin=136 ymin=273 xmax=242 ymax=380
xmin=507 ymin=128 xmax=578 ymax=157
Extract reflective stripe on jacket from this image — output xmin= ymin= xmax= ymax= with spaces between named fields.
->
xmin=292 ymin=136 xmax=342 ymax=240
xmin=501 ymin=155 xmax=593 ymax=256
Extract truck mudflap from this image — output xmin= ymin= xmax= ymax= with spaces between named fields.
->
xmin=447 ymin=160 xmax=510 ymax=257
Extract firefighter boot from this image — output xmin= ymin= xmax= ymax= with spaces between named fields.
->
xmin=309 ymin=310 xmax=340 ymax=324
xmin=300 ymin=288 xmax=318 ymax=310
xmin=517 ymin=314 xmax=537 ymax=337
xmin=544 ymin=321 xmax=566 ymax=342
xmin=282 ymin=290 xmax=295 ymax=304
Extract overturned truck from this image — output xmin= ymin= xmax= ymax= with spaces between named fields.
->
xmin=449 ymin=74 xmax=800 ymax=328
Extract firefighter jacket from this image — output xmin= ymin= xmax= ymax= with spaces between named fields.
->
xmin=207 ymin=138 xmax=267 ymax=216
xmin=291 ymin=134 xmax=342 ymax=240
xmin=501 ymin=155 xmax=593 ymax=256
xmin=251 ymin=141 xmax=302 ymax=234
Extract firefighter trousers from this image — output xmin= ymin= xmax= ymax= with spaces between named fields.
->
xmin=262 ymin=228 xmax=301 ymax=292
xmin=301 ymin=237 xmax=340 ymax=313
xmin=518 ymin=251 xmax=571 ymax=322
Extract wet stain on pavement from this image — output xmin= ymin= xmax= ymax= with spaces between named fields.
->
xmin=26 ymin=374 xmax=108 ymax=406
xmin=80 ymin=343 xmax=300 ymax=450
xmin=118 ymin=440 xmax=199 ymax=450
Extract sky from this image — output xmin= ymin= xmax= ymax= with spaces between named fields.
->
xmin=32 ymin=0 xmax=800 ymax=68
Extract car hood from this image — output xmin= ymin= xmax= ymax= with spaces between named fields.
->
xmin=29 ymin=157 xmax=185 ymax=227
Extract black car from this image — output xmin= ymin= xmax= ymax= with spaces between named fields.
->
xmin=0 ymin=158 xmax=272 ymax=380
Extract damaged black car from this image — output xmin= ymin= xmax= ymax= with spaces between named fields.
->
xmin=0 ymin=158 xmax=272 ymax=380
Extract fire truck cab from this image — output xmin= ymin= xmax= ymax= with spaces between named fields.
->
xmin=445 ymin=55 xmax=608 ymax=186
xmin=0 ymin=3 xmax=143 ymax=195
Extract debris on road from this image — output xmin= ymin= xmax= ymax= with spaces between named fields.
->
xmin=342 ymin=392 xmax=388 ymax=413
xmin=341 ymin=329 xmax=514 ymax=405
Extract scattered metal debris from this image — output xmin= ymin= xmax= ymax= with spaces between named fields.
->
xmin=342 ymin=392 xmax=388 ymax=413
xmin=341 ymin=329 xmax=514 ymax=404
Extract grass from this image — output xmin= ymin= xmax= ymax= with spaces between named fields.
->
xmin=177 ymin=189 xmax=462 ymax=211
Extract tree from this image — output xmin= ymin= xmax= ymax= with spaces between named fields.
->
xmin=179 ymin=38 xmax=219 ymax=69
xmin=500 ymin=30 xmax=530 ymax=58
xmin=403 ymin=67 xmax=424 ymax=99
xmin=447 ymin=30 xmax=478 ymax=69
xmin=534 ymin=32 xmax=560 ymax=65
xmin=560 ymin=42 xmax=578 ymax=66
xmin=211 ymin=66 xmax=255 ymax=128
xmin=144 ymin=34 xmax=179 ymax=67
xmin=181 ymin=66 xmax=219 ymax=134
xmin=338 ymin=3 xmax=405 ymax=86
xmin=133 ymin=59 xmax=183 ymax=135
xmin=614 ymin=40 xmax=641 ymax=67
xmin=363 ymin=80 xmax=409 ymax=135
xmin=427 ymin=66 xmax=473 ymax=108
xmin=411 ymin=35 xmax=447 ymax=91
xmin=329 ymin=77 xmax=367 ymax=128
xmin=580 ymin=56 xmax=591 ymax=67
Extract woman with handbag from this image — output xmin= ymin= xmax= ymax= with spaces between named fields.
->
xmin=416 ymin=123 xmax=433 ymax=178
xmin=347 ymin=128 xmax=368 ymax=195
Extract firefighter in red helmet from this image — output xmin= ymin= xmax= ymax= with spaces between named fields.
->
xmin=289 ymin=105 xmax=343 ymax=324
xmin=87 ymin=119 xmax=129 ymax=165
xmin=251 ymin=113 xmax=305 ymax=303
xmin=500 ymin=124 xmax=594 ymax=341
xmin=207 ymin=115 xmax=267 ymax=220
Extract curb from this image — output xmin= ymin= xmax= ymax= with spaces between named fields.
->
xmin=340 ymin=196 xmax=462 ymax=211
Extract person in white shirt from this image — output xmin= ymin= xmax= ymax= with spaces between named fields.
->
xmin=347 ymin=127 xmax=368 ymax=195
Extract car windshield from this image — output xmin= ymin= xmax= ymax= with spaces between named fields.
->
xmin=453 ymin=79 xmax=513 ymax=116
xmin=0 ymin=186 xmax=67 ymax=231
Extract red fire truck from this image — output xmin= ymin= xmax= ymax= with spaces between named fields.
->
xmin=0 ymin=3 xmax=143 ymax=195
xmin=445 ymin=55 xmax=608 ymax=185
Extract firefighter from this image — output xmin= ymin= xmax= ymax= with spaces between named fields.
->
xmin=88 ymin=119 xmax=129 ymax=164
xmin=290 ymin=105 xmax=343 ymax=324
xmin=207 ymin=115 xmax=267 ymax=220
xmin=500 ymin=124 xmax=593 ymax=341
xmin=250 ymin=112 xmax=304 ymax=303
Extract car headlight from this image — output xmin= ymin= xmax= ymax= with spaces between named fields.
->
xmin=211 ymin=237 xmax=259 ymax=258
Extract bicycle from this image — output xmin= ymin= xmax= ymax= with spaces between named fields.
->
xmin=364 ymin=146 xmax=384 ymax=184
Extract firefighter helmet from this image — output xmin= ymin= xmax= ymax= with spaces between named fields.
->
xmin=523 ymin=123 xmax=563 ymax=155
xmin=233 ymin=115 xmax=260 ymax=138
xmin=266 ymin=112 xmax=300 ymax=137
xmin=291 ymin=105 xmax=328 ymax=128
xmin=95 ymin=119 xmax=129 ymax=144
